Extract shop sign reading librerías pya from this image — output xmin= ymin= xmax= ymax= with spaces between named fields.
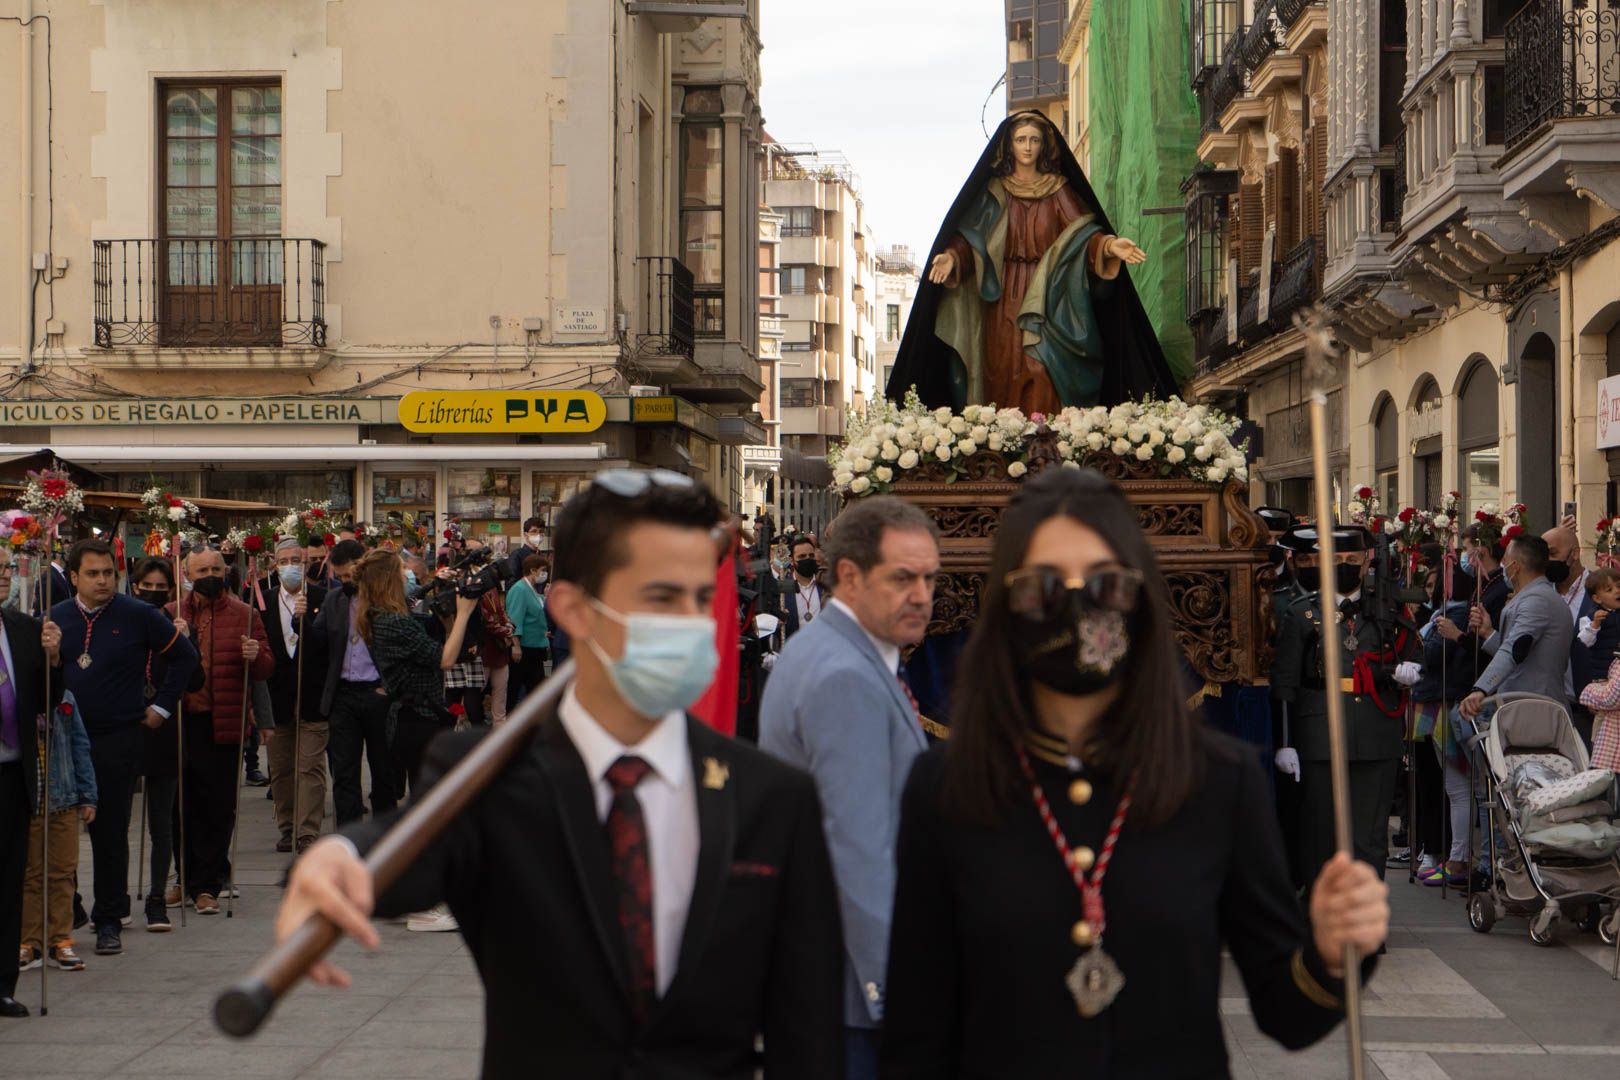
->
xmin=398 ymin=390 xmax=607 ymax=434
xmin=0 ymin=398 xmax=389 ymax=426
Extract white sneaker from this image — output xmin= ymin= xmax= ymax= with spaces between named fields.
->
xmin=405 ymin=904 xmax=459 ymax=933
xmin=1416 ymin=855 xmax=1438 ymax=876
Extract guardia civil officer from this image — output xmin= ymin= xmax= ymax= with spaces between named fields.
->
xmin=1270 ymin=523 xmax=1412 ymax=887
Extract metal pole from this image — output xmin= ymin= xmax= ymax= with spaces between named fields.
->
xmin=1297 ymin=309 xmax=1365 ymax=1080
xmin=135 ymin=780 xmax=147 ymax=901
xmin=290 ymin=600 xmax=306 ymax=862
xmin=36 ymin=548 xmax=49 ymax=1014
xmin=227 ymin=577 xmax=258 ymax=917
xmin=175 ymin=545 xmax=187 ymax=928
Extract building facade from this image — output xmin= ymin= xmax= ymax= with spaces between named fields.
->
xmin=1185 ymin=0 xmax=1620 ymax=531
xmin=1185 ymin=0 xmax=1336 ymax=515
xmin=762 ymin=146 xmax=877 ymax=460
xmin=1007 ymin=0 xmax=1070 ymax=131
xmin=1 ymin=0 xmax=768 ymax=544
xmin=874 ymin=245 xmax=920 ymax=397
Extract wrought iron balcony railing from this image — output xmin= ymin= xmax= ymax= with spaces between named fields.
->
xmin=1191 ymin=0 xmax=1241 ymax=87
xmin=1270 ymin=236 xmax=1320 ymax=322
xmin=1276 ymin=0 xmax=1314 ymax=29
xmin=93 ymin=238 xmax=326 ymax=349
xmin=1241 ymin=1 xmax=1281 ymax=71
xmin=1203 ymin=29 xmax=1248 ymax=132
xmin=635 ymin=256 xmax=695 ymax=359
xmin=1506 ymin=0 xmax=1620 ymax=149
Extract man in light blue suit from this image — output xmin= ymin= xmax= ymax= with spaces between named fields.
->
xmin=760 ymin=496 xmax=940 ymax=1080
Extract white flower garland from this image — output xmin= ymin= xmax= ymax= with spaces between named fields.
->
xmin=829 ymin=391 xmax=1250 ymax=496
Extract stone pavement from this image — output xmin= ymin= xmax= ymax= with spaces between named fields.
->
xmin=5 ymin=774 xmax=1620 ymax=1078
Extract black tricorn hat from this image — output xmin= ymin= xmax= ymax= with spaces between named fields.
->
xmin=1256 ymin=506 xmax=1294 ymax=533
xmin=1280 ymin=522 xmax=1374 ymax=553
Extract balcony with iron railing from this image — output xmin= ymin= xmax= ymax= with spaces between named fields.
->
xmin=1240 ymin=1 xmax=1281 ymax=71
xmin=1190 ymin=0 xmax=1241 ymax=86
xmin=634 ymin=256 xmax=695 ymax=359
xmin=1201 ymin=29 xmax=1248 ymax=133
xmin=1505 ymin=0 xmax=1620 ymax=150
xmin=1269 ymin=236 xmax=1320 ymax=322
xmin=93 ymin=237 xmax=326 ymax=351
xmin=1275 ymin=0 xmax=1314 ymax=28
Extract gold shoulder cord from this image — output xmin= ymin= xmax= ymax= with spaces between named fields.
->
xmin=1291 ymin=948 xmax=1344 ymax=1011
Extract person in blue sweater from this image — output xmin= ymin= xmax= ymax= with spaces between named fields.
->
xmin=43 ymin=539 xmax=197 ymax=958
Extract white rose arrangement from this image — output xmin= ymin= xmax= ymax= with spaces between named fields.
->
xmin=829 ymin=391 xmax=1250 ymax=496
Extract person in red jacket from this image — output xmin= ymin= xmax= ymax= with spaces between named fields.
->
xmin=169 ymin=546 xmax=274 ymax=914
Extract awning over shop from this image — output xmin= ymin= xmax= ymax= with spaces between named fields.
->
xmin=0 ymin=450 xmax=111 ymax=488
xmin=13 ymin=444 xmax=608 ymax=464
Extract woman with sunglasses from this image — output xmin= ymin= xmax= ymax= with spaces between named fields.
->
xmin=880 ymin=468 xmax=1388 ymax=1078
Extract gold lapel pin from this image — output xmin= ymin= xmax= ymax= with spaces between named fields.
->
xmin=703 ymin=757 xmax=730 ymax=791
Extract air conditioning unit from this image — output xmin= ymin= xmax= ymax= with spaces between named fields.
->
xmin=627 ymin=385 xmax=662 ymax=397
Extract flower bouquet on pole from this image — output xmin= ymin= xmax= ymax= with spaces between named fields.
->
xmin=1595 ymin=516 xmax=1620 ymax=569
xmin=141 ymin=487 xmax=202 ymax=559
xmin=281 ymin=500 xmax=337 ymax=552
xmin=1 ymin=510 xmax=46 ymax=612
xmin=18 ymin=468 xmax=85 ymax=614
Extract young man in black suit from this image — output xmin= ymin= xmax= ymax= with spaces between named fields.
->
xmin=278 ymin=471 xmax=844 ymax=1079
xmin=0 ymin=549 xmax=61 ymax=1017
xmin=780 ymin=534 xmax=830 ymax=639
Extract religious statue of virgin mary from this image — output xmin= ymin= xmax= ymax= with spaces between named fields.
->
xmin=884 ymin=111 xmax=1180 ymax=415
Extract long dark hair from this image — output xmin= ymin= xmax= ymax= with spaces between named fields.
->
xmin=942 ymin=468 xmax=1202 ymax=827
xmin=990 ymin=110 xmax=1065 ymax=177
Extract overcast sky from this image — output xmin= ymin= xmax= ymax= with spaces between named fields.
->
xmin=759 ymin=0 xmax=1007 ymax=262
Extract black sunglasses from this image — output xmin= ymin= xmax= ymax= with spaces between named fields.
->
xmin=1004 ymin=566 xmax=1145 ymax=620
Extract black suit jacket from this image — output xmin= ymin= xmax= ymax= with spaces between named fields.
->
xmin=255 ymin=582 xmax=328 ymax=727
xmin=780 ymin=577 xmax=829 ymax=639
xmin=1 ymin=608 xmax=50 ymax=814
xmin=311 ymin=587 xmax=355 ymax=717
xmin=344 ymin=703 xmax=845 ymax=1080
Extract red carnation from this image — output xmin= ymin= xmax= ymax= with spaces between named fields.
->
xmin=1371 ymin=516 xmax=1387 ymax=533
xmin=1600 ymin=519 xmax=1613 ymax=532
xmin=1398 ymin=507 xmax=1416 ymax=523
xmin=167 ymin=495 xmax=183 ymax=508
xmin=243 ymin=535 xmax=264 ymax=554
xmin=448 ymin=703 xmax=466 ymax=718
xmin=308 ymin=507 xmax=326 ymax=520
xmin=443 ymin=529 xmax=454 ymax=539
xmin=322 ymin=532 xmax=338 ymax=547
xmin=58 ymin=702 xmax=73 ymax=716
xmin=1356 ymin=486 xmax=1374 ymax=501
xmin=1475 ymin=510 xmax=1490 ymax=522
xmin=1504 ymin=525 xmax=1525 ymax=540
xmin=42 ymin=478 xmax=68 ymax=498
xmin=12 ymin=515 xmax=31 ymax=529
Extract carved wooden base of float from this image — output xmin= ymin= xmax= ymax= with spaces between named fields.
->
xmin=892 ymin=433 xmax=1275 ymax=686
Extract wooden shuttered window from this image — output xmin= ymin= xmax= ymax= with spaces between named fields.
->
xmin=1236 ymin=180 xmax=1264 ymax=279
xmin=1276 ymin=146 xmax=1299 ymax=254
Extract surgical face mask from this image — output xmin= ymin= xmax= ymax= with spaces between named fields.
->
xmin=1334 ymin=563 xmax=1363 ymax=595
xmin=404 ymin=569 xmax=419 ymax=591
xmin=586 ymin=598 xmax=718 ymax=718
xmin=1297 ymin=566 xmax=1321 ymax=592
xmin=533 ymin=570 xmax=548 ymax=587
xmin=341 ymin=580 xmax=358 ymax=597
xmin=192 ymin=575 xmax=226 ymax=600
xmin=527 ymin=533 xmax=543 ymax=547
xmin=1459 ymin=551 xmax=1474 ymax=575
xmin=278 ymin=564 xmax=304 ymax=590
xmin=136 ymin=588 xmax=169 ymax=607
xmin=795 ymin=557 xmax=820 ymax=579
xmin=1546 ymin=559 xmax=1571 ymax=586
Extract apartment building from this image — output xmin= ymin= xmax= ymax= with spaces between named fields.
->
xmin=1 ymin=0 xmax=767 ymax=536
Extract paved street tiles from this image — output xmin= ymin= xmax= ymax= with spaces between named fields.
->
xmin=4 ymin=780 xmax=1620 ymax=1076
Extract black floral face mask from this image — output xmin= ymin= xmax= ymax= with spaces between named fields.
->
xmin=1005 ymin=567 xmax=1141 ymax=696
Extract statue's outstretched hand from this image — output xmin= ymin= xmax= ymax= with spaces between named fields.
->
xmin=928 ymin=251 xmax=957 ymax=285
xmin=1105 ymin=236 xmax=1148 ymax=265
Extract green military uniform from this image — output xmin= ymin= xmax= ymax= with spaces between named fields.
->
xmin=1271 ymin=577 xmax=1407 ymax=886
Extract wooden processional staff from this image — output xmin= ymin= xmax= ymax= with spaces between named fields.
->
xmin=1295 ymin=307 xmax=1368 ymax=1080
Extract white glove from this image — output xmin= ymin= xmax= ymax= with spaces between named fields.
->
xmin=760 ymin=651 xmax=777 ymax=672
xmin=1274 ymin=747 xmax=1301 ymax=782
xmin=1393 ymin=661 xmax=1422 ymax=687
xmin=1580 ymin=616 xmax=1599 ymax=648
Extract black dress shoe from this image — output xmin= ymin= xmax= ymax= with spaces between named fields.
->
xmin=0 ymin=996 xmax=29 ymax=1018
xmin=244 ymin=769 xmax=270 ymax=787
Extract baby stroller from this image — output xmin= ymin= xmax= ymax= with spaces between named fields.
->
xmin=1465 ymin=693 xmax=1620 ymax=972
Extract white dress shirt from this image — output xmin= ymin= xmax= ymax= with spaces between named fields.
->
xmin=794 ymin=578 xmax=823 ymax=626
xmin=828 ymin=597 xmax=902 ymax=676
xmin=278 ymin=587 xmax=299 ymax=658
xmin=558 ymin=686 xmax=699 ymax=997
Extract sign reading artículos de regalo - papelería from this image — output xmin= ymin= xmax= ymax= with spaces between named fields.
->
xmin=0 ymin=399 xmax=391 ymax=425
